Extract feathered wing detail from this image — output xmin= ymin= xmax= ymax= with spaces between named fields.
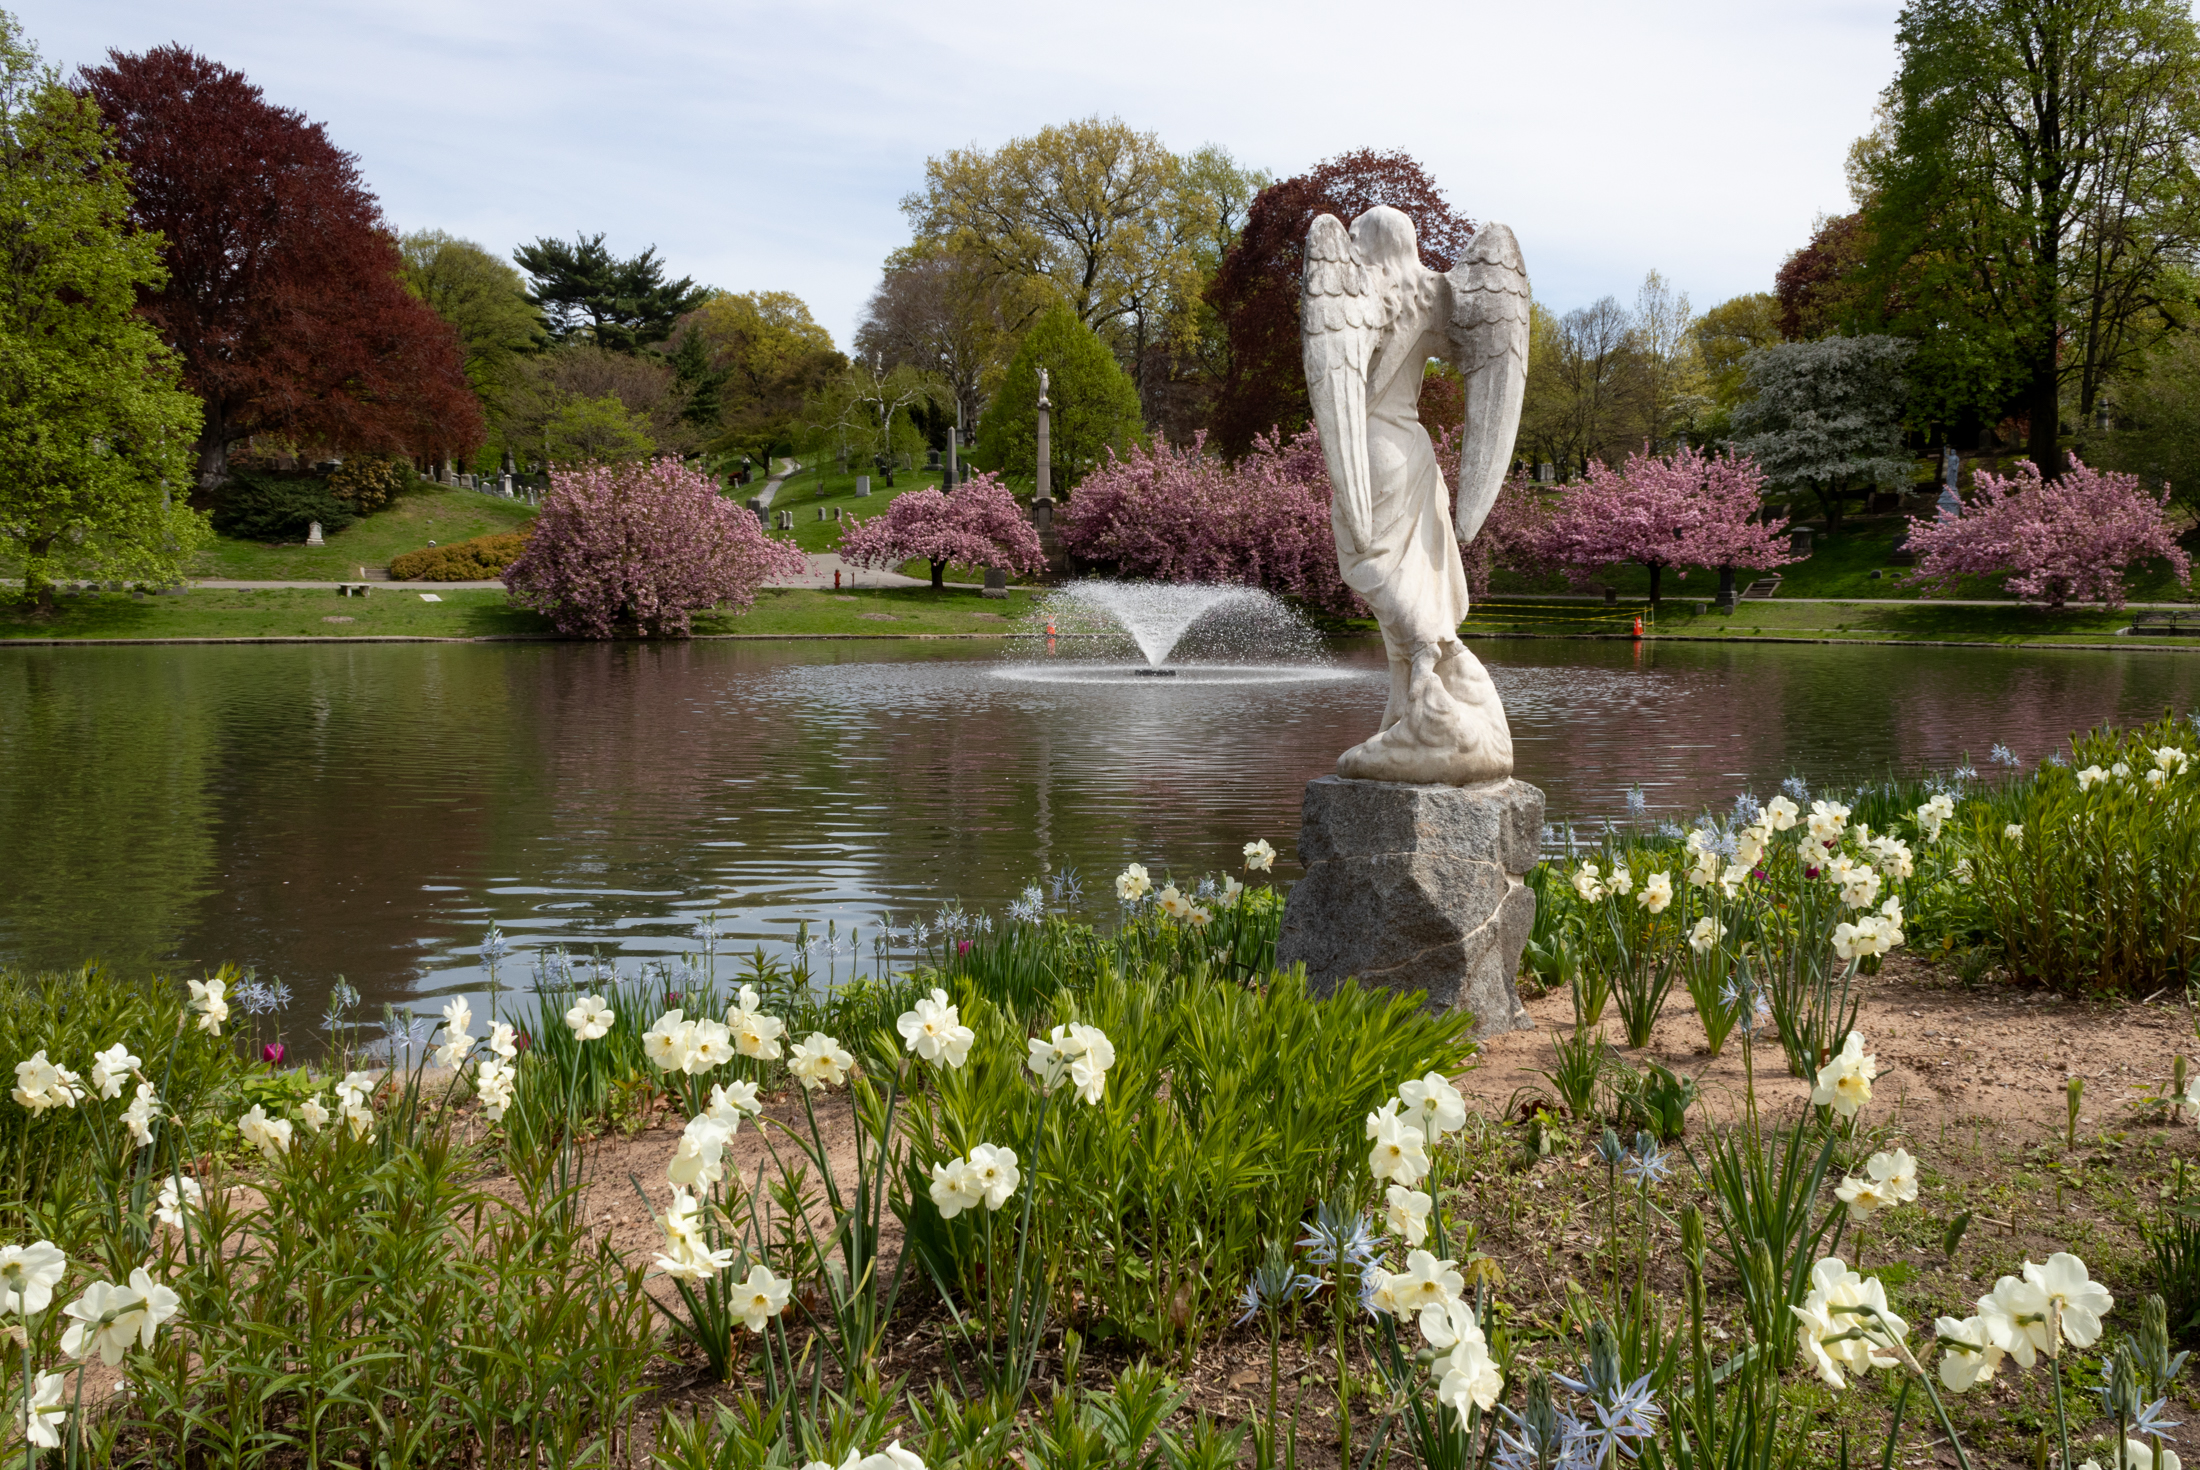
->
xmin=1301 ymin=213 xmax=1378 ymax=553
xmin=1444 ymin=222 xmax=1531 ymax=543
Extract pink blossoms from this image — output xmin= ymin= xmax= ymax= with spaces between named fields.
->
xmin=1540 ymin=446 xmax=1793 ymax=602
xmin=503 ymin=459 xmax=804 ymax=638
xmin=838 ymin=473 xmax=1046 ymax=589
xmin=1903 ymin=458 xmax=2190 ymax=610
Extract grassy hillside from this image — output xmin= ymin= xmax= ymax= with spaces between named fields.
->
xmin=192 ymin=482 xmax=538 ymax=581
xmin=767 ymin=463 xmax=950 ymax=552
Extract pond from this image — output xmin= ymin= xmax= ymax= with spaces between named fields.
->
xmin=2 ymin=636 xmax=2196 ymax=1019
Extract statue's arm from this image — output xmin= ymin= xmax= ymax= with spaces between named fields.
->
xmin=1444 ymin=224 xmax=1530 ymax=543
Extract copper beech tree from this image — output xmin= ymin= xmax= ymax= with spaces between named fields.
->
xmin=80 ymin=47 xmax=481 ymax=486
xmin=1206 ymin=149 xmax=1475 ymax=459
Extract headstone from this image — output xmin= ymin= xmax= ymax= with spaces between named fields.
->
xmin=460 ymin=473 xmax=475 ymax=490
xmin=832 ymin=506 xmax=842 ymax=521
xmin=1035 ymin=370 xmax=1053 ymax=505
xmin=817 ymin=506 xmax=827 ymax=521
xmin=926 ymin=448 xmax=941 ymax=469
xmin=1789 ymin=527 xmax=1814 ymax=556
xmin=1538 ymin=463 xmax=1555 ymax=483
xmin=306 ymin=521 xmax=324 ymax=546
xmin=501 ymin=449 xmax=516 ymax=477
xmin=1031 ymin=499 xmax=1053 ymax=533
xmin=1936 ymin=486 xmax=1963 ymax=520
xmin=982 ymin=566 xmax=1009 ymax=600
xmin=747 ymin=497 xmax=763 ymax=518
xmin=499 ymin=474 xmax=514 ymax=497
xmin=855 ymin=476 xmax=871 ymax=497
xmin=1277 ymin=776 xmax=1541 ymax=1035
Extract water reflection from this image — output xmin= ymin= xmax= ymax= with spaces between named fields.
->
xmin=0 ymin=638 xmax=2194 ymax=1022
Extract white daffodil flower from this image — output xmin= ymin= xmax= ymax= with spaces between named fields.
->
xmin=1789 ymin=1257 xmax=1905 ymax=1389
xmin=121 ymin=1083 xmax=159 ymax=1146
xmin=1688 ymin=917 xmax=1726 ymax=955
xmin=1571 ymin=863 xmax=1605 ymax=902
xmin=788 ymin=1033 xmax=854 ymax=1091
xmin=298 ymin=1094 xmax=330 ymax=1133
xmin=237 ymin=1104 xmax=292 ymax=1159
xmin=88 ymin=1043 xmax=141 ymax=1101
xmin=474 ymin=1058 xmax=515 ymax=1121
xmin=440 ymin=998 xmax=472 ymax=1044
xmin=928 ymin=1158 xmax=984 ymax=1218
xmin=1810 ymin=1032 xmax=1876 ymax=1117
xmin=966 ymin=1144 xmax=1020 ymax=1210
xmin=1807 ymin=800 xmax=1851 ymax=845
xmin=1027 ymin=1023 xmax=1115 ymax=1103
xmin=2157 ymin=746 xmax=2191 ymax=774
xmin=733 ymin=1263 xmax=792 ymax=1331
xmin=1764 ymin=794 xmax=1800 ymax=831
xmin=564 ymin=994 xmax=614 ymax=1041
xmin=2077 ymin=764 xmax=2108 ymax=791
xmin=154 ymin=1175 xmax=203 ymax=1229
xmin=684 ymin=1019 xmax=733 ymax=1074
xmin=1243 ymin=839 xmax=1276 ymax=872
xmin=667 ymin=1115 xmax=734 ymax=1189
xmin=642 ymin=1010 xmax=694 ymax=1073
xmin=1638 ymin=871 xmax=1674 ymax=913
xmin=707 ymin=1080 xmax=761 ymax=1122
xmin=1115 ymin=863 xmax=1152 ymax=901
xmin=2023 ymin=1252 xmax=2113 ymax=1348
xmin=1399 ymin=1073 xmax=1468 ymax=1139
xmin=898 ymin=988 xmax=976 ymax=1069
xmin=1978 ymin=1273 xmax=2055 ymax=1369
xmin=21 ymin=1370 xmax=65 ymax=1448
xmin=1835 ymin=1148 xmax=1919 ymax=1221
xmin=1384 ymin=1184 xmax=1433 ymax=1245
xmin=1385 ymin=1249 xmax=1463 ymax=1312
xmin=1156 ymin=884 xmax=1196 ymax=920
xmin=1365 ymin=1100 xmax=1431 ymax=1187
xmin=59 ymin=1267 xmax=180 ymax=1365
xmin=487 ymin=1023 xmax=520 ymax=1060
xmin=1934 ymin=1314 xmax=2005 ymax=1393
xmin=0 ymin=1241 xmax=66 ymax=1315
xmin=727 ymin=986 xmax=787 ymax=1061
xmin=187 ymin=978 xmax=228 ymax=1036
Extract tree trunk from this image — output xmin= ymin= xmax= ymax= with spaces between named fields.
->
xmin=1815 ymin=482 xmax=1844 ymax=533
xmin=930 ymin=559 xmax=946 ymax=590
xmin=1645 ymin=561 xmax=1664 ymax=604
xmin=193 ymin=401 xmax=230 ymax=488
xmin=22 ymin=533 xmax=55 ymax=615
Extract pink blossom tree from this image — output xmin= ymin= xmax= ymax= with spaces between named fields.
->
xmin=1902 ymin=457 xmax=2191 ymax=609
xmin=1058 ymin=428 xmax=1360 ymax=615
xmin=837 ymin=472 xmax=1047 ymax=589
xmin=1459 ymin=468 xmax=1557 ymax=597
xmin=503 ymin=458 xmax=805 ymax=638
xmin=1540 ymin=446 xmax=1793 ymax=603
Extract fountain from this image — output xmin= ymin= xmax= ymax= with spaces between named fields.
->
xmin=998 ymin=580 xmax=1346 ymax=686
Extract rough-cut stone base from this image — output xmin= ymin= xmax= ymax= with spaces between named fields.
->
xmin=1277 ymin=775 xmax=1542 ymax=1036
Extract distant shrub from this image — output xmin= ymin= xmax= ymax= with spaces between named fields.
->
xmin=503 ymin=458 xmax=805 ymax=637
xmin=211 ymin=471 xmax=356 ymax=541
xmin=391 ymin=532 xmax=528 ymax=581
xmin=328 ymin=453 xmax=412 ymax=512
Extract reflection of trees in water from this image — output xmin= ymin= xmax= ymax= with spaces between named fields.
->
xmin=0 ymin=651 xmax=219 ymax=972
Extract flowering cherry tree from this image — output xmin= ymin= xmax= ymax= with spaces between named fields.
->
xmin=1459 ymin=468 xmax=1556 ymax=597
xmin=1540 ymin=446 xmax=1793 ymax=602
xmin=1902 ymin=457 xmax=2191 ymax=609
xmin=503 ymin=458 xmax=804 ymax=638
xmin=1058 ymin=428 xmax=1359 ymax=614
xmin=837 ymin=472 xmax=1046 ymax=589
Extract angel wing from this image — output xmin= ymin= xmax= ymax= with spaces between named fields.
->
xmin=1301 ymin=213 xmax=1379 ymax=554
xmin=1444 ymin=223 xmax=1531 ymax=543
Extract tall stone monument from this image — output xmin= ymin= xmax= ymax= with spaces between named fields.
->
xmin=1276 ymin=207 xmax=1540 ymax=1035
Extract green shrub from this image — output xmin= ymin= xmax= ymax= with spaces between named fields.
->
xmin=328 ymin=452 xmax=411 ymax=512
xmin=390 ymin=531 xmax=529 ymax=581
xmin=210 ymin=470 xmax=356 ymax=541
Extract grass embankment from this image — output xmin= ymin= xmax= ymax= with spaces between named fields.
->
xmin=191 ymin=482 xmax=539 ymax=581
xmin=0 ymin=585 xmax=1043 ymax=641
xmin=1461 ymin=597 xmax=2157 ymax=645
xmin=768 ymin=464 xmax=948 ymax=552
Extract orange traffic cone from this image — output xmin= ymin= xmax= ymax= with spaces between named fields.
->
xmin=1632 ymin=615 xmax=1644 ymax=638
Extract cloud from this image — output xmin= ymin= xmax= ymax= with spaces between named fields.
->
xmin=19 ymin=0 xmax=1899 ymax=346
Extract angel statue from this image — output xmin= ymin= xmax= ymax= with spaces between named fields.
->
xmin=1302 ymin=206 xmax=1529 ymax=785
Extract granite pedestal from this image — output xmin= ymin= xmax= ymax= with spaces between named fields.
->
xmin=1276 ymin=775 xmax=1542 ymax=1036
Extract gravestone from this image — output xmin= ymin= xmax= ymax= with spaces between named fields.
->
xmin=818 ymin=506 xmax=827 ymax=521
xmin=855 ymin=477 xmax=871 ymax=497
xmin=832 ymin=506 xmax=843 ymax=521
xmin=982 ymin=567 xmax=1008 ymax=600
xmin=926 ymin=448 xmax=941 ymax=469
xmin=1538 ymin=463 xmax=1555 ymax=483
xmin=498 ymin=474 xmax=514 ymax=497
xmin=1277 ymin=776 xmax=1541 ymax=1035
xmin=1790 ymin=527 xmax=1814 ymax=556
xmin=306 ymin=521 xmax=324 ymax=546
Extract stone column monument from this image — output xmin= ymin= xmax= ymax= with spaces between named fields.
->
xmin=1031 ymin=367 xmax=1054 ymax=534
xmin=1275 ymin=207 xmax=1540 ymax=1036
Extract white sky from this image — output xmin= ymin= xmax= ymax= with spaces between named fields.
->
xmin=26 ymin=1 xmax=1905 ymax=349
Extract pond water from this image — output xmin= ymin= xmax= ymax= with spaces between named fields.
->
xmin=2 ymin=636 xmax=2196 ymax=1019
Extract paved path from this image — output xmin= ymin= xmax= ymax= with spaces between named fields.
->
xmin=773 ymin=552 xmax=928 ymax=590
xmin=748 ymin=457 xmax=795 ymax=511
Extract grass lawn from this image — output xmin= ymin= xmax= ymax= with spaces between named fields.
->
xmin=0 ymin=585 xmax=1045 ymax=641
xmin=190 ymin=482 xmax=539 ymax=581
xmin=1460 ymin=595 xmax=2155 ymax=644
xmin=769 ymin=464 xmax=950 ymax=552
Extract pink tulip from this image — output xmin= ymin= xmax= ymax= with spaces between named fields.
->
xmin=261 ymin=1043 xmax=285 ymax=1065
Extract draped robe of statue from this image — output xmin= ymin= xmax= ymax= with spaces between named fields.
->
xmin=1301 ymin=205 xmax=1530 ymax=785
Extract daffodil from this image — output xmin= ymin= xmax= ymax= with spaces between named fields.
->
xmin=121 ymin=1083 xmax=159 ymax=1146
xmin=237 ymin=1104 xmax=292 ymax=1158
xmin=21 ymin=1369 xmax=65 ymax=1447
xmin=59 ymin=1266 xmax=180 ymax=1365
xmin=1399 ymin=1073 xmax=1468 ymax=1139
xmin=1789 ymin=1256 xmax=1906 ymax=1389
xmin=685 ymin=1019 xmax=734 ymax=1073
xmin=1688 ymin=917 xmax=1725 ymax=955
xmin=12 ymin=1052 xmax=80 ymax=1114
xmin=187 ymin=977 xmax=228 ymax=1036
xmin=2112 ymin=761 xmax=2132 ymax=779
xmin=2078 ymin=764 xmax=2109 ymax=791
xmin=565 ymin=994 xmax=614 ymax=1040
xmin=1220 ymin=875 xmax=1245 ymax=903
xmin=1934 ymin=1314 xmax=2005 ymax=1392
xmin=788 ymin=1033 xmax=854 ymax=1091
xmin=928 ymin=1158 xmax=983 ymax=1218
xmin=1607 ymin=865 xmax=1634 ymax=896
xmin=88 ymin=1043 xmax=140 ymax=1101
xmin=2024 ymin=1251 xmax=2112 ymax=1348
xmin=1839 ymin=864 xmax=1882 ymax=910
xmin=1686 ymin=846 xmax=1720 ymax=888
xmin=2004 ymin=823 xmax=2024 ymax=844
xmin=1807 ymin=799 xmax=1851 ymax=845
xmin=897 ymin=988 xmax=975 ymax=1067
xmin=1834 ymin=1150 xmax=1916 ymax=1221
xmin=1915 ymin=792 xmax=1955 ymax=841
xmin=474 ymin=1057 xmax=515 ymax=1121
xmin=727 ymin=985 xmax=786 ymax=1060
xmin=1243 ymin=839 xmax=1276 ymax=872
xmin=1366 ymin=1100 xmax=1431 ymax=1187
xmin=1386 ymin=1249 xmax=1463 ymax=1312
xmin=0 ymin=1240 xmax=66 ymax=1314
xmin=154 ymin=1175 xmax=202 ymax=1229
xmin=1027 ymin=1023 xmax=1114 ymax=1103
xmin=1810 ymin=1032 xmax=1876 ymax=1117
xmin=667 ymin=1115 xmax=734 ymax=1189
xmin=1978 ymin=1273 xmax=2055 ymax=1368
xmin=487 ymin=1022 xmax=520 ymax=1060
xmin=2157 ymin=746 xmax=2191 ymax=774
xmin=967 ymin=1143 xmax=1020 ymax=1210
xmin=440 ymin=998 xmax=473 ymax=1045
xmin=1571 ymin=863 xmax=1605 ymax=902
xmin=342 ymin=1101 xmax=374 ymax=1141
xmin=733 ymin=1262 xmax=792 ymax=1331
xmin=298 ymin=1093 xmax=330 ymax=1132
xmin=1156 ymin=884 xmax=1196 ymax=919
xmin=1638 ymin=871 xmax=1673 ymax=913
xmin=707 ymin=1080 xmax=760 ymax=1122
xmin=1764 ymin=794 xmax=1800 ymax=830
xmin=653 ymin=1188 xmax=735 ymax=1281
xmin=1384 ymin=1184 xmax=1432 ymax=1245
xmin=642 ymin=1010 xmax=695 ymax=1072
xmin=1433 ymin=1329 xmax=1502 ymax=1420
xmin=1116 ymin=863 xmax=1152 ymax=901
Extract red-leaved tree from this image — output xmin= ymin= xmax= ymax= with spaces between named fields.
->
xmin=1206 ymin=150 xmax=1474 ymax=458
xmin=1541 ymin=447 xmax=1793 ymax=603
xmin=503 ymin=459 xmax=804 ymax=637
xmin=1903 ymin=458 xmax=2191 ymax=609
xmin=1058 ymin=427 xmax=1357 ymax=614
xmin=80 ymin=47 xmax=481 ymax=485
xmin=838 ymin=473 xmax=1047 ymax=589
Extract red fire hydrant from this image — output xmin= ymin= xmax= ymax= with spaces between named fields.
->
xmin=834 ymin=569 xmax=841 ymax=590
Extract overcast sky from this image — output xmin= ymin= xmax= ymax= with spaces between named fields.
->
xmin=26 ymin=1 xmax=1904 ymax=349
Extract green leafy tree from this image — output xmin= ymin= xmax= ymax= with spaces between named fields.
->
xmin=1693 ymin=292 xmax=1785 ymax=427
xmin=540 ymin=394 xmax=655 ymax=464
xmin=1730 ymin=336 xmax=1913 ymax=530
xmin=0 ymin=15 xmax=204 ymax=609
xmin=680 ymin=290 xmax=844 ymax=459
xmin=399 ymin=229 xmax=542 ymax=406
xmin=512 ymin=232 xmax=708 ymax=353
xmin=1861 ymin=0 xmax=2200 ymax=471
xmin=974 ymin=304 xmax=1143 ymax=492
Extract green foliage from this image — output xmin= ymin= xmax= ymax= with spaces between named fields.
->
xmin=209 ymin=470 xmax=357 ymax=541
xmin=399 ymin=228 xmax=544 ymax=405
xmin=512 ymin=231 xmax=707 ymax=353
xmin=974 ymin=303 xmax=1143 ymax=492
xmin=0 ymin=16 xmax=206 ymax=605
xmin=1730 ymin=337 xmax=1913 ymax=529
xmin=389 ymin=531 xmax=528 ymax=581
xmin=541 ymin=392 xmax=656 ymax=463
xmin=326 ymin=451 xmax=413 ymax=513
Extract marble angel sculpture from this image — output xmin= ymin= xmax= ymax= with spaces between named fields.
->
xmin=1301 ymin=206 xmax=1529 ymax=785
